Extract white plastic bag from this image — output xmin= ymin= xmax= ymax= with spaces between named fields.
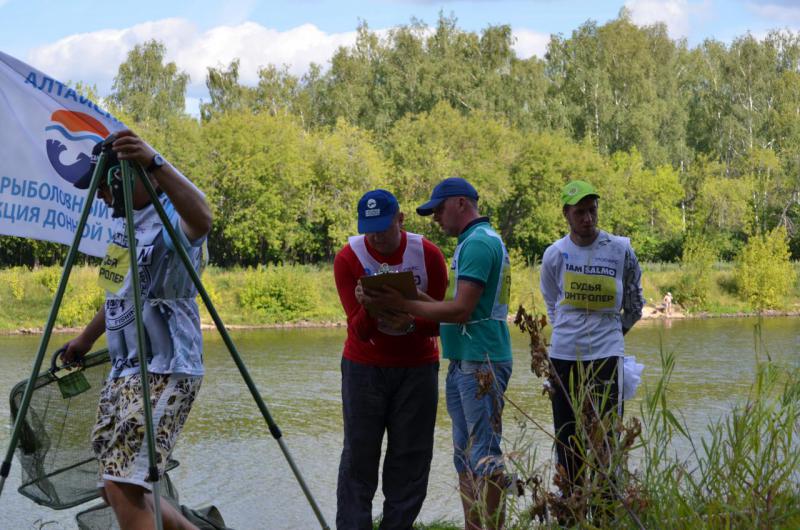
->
xmin=622 ymin=355 xmax=644 ymax=401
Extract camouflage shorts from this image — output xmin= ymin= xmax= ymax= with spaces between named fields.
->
xmin=91 ymin=372 xmax=202 ymax=490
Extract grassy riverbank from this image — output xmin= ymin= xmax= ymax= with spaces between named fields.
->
xmin=0 ymin=263 xmax=798 ymax=333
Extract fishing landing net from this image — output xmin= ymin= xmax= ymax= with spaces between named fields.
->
xmin=9 ymin=348 xmax=122 ymax=510
xmin=9 ymin=347 xmax=230 ymax=528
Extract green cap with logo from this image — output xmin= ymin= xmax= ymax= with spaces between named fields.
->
xmin=561 ymin=180 xmax=599 ymax=206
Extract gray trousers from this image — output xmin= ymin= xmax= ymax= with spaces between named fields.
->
xmin=336 ymin=358 xmax=439 ymax=530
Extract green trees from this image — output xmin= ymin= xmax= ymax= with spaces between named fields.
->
xmin=500 ymin=133 xmax=603 ymax=259
xmin=601 ymin=150 xmax=684 ymax=260
xmin=304 ymin=120 xmax=388 ymax=259
xmin=198 ymin=111 xmax=312 ymax=265
xmin=545 ymin=14 xmax=689 ymax=166
xmin=108 ymin=40 xmax=189 ymax=124
xmin=3 ymin=10 xmax=800 ymax=297
xmin=308 ymin=15 xmax=551 ymax=134
xmin=385 ymin=102 xmax=517 ymax=249
xmin=201 ymin=59 xmax=256 ymax=121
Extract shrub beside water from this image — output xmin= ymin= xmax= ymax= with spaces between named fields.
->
xmin=676 ymin=233 xmax=717 ymax=311
xmin=238 ymin=266 xmax=324 ymax=322
xmin=8 ymin=268 xmax=25 ymax=301
xmin=199 ymin=265 xmax=342 ymax=325
xmin=735 ymin=226 xmax=797 ymax=311
xmin=34 ymin=267 xmax=61 ymax=295
xmin=55 ymin=288 xmax=104 ymax=328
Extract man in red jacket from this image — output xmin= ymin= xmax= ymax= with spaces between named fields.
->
xmin=334 ymin=189 xmax=448 ymax=530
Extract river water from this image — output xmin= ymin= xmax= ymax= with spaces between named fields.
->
xmin=0 ymin=316 xmax=798 ymax=529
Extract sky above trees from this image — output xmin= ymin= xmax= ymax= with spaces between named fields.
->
xmin=2 ymin=0 xmax=799 ymax=116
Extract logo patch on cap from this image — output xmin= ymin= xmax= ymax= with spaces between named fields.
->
xmin=367 ymin=198 xmax=377 ymax=209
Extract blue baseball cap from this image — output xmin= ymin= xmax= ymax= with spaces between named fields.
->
xmin=416 ymin=177 xmax=479 ymax=216
xmin=357 ymin=189 xmax=399 ymax=233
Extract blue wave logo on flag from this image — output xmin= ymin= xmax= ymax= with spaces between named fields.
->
xmin=45 ymin=110 xmax=109 ymax=188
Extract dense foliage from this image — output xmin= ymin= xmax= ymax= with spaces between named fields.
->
xmin=4 ymin=11 xmax=800 ymax=268
xmin=735 ymin=226 xmax=797 ymax=310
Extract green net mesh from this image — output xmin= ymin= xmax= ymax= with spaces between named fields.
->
xmin=9 ymin=348 xmax=175 ymax=510
xmin=9 ymin=349 xmax=112 ymax=510
xmin=10 ymin=347 xmax=228 ymax=528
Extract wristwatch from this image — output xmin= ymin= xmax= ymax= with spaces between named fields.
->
xmin=146 ymin=153 xmax=165 ymax=173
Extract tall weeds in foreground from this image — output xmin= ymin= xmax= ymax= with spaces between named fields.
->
xmin=635 ymin=355 xmax=800 ymax=528
xmin=495 ymin=306 xmax=800 ymax=529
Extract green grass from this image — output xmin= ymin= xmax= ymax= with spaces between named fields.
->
xmin=0 ymin=266 xmax=104 ymax=330
xmin=373 ymin=520 xmax=460 ymax=530
xmin=0 ymin=264 xmax=343 ymax=332
xmin=0 ymin=262 xmax=798 ymax=333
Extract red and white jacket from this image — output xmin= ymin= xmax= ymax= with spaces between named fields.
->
xmin=333 ymin=231 xmax=448 ymax=367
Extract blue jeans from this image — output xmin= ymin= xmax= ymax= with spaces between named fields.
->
xmin=446 ymin=359 xmax=512 ymax=476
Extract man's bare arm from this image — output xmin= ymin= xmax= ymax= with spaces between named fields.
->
xmin=365 ymin=280 xmax=483 ymax=324
xmin=61 ymin=308 xmax=105 ymax=363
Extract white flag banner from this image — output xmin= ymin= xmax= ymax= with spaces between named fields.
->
xmin=0 ymin=50 xmax=126 ymax=257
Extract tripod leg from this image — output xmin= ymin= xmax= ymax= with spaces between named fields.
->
xmin=135 ymin=166 xmax=330 ymax=530
xmin=121 ymin=160 xmax=163 ymax=530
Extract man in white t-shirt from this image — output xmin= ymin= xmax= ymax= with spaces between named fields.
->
xmin=62 ymin=129 xmax=211 ymax=530
xmin=540 ymin=179 xmax=644 ymax=493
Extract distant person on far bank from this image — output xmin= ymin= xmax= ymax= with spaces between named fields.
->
xmin=539 ymin=179 xmax=644 ymax=492
xmin=333 ymin=189 xmax=448 ymax=529
xmin=364 ymin=177 xmax=513 ymax=530
xmin=663 ymin=291 xmax=673 ymax=317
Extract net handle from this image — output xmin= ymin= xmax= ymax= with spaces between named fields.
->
xmin=49 ymin=347 xmax=82 ymax=374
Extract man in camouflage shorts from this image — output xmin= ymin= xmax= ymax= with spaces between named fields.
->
xmin=63 ymin=129 xmax=212 ymax=530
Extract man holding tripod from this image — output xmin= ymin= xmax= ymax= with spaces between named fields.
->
xmin=62 ymin=129 xmax=211 ymax=530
